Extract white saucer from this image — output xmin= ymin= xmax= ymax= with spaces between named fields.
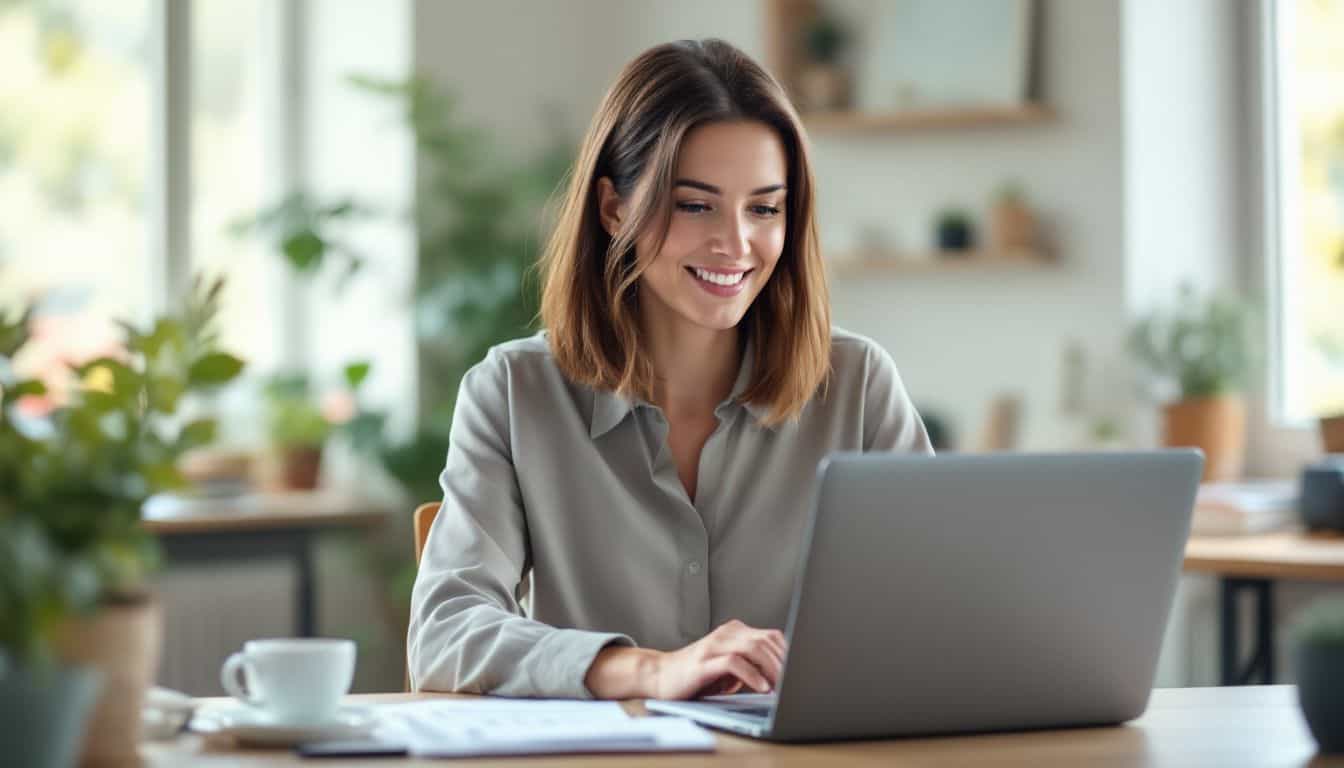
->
xmin=192 ymin=704 xmax=377 ymax=747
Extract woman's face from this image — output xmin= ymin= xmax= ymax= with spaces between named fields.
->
xmin=603 ymin=120 xmax=789 ymax=336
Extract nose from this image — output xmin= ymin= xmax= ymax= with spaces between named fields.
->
xmin=712 ymin=211 xmax=751 ymax=260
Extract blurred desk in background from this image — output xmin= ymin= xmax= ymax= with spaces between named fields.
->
xmin=1184 ymin=529 xmax=1344 ymax=686
xmin=143 ymin=493 xmax=389 ymax=637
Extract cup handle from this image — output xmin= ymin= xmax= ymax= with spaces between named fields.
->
xmin=220 ymin=652 xmax=262 ymax=707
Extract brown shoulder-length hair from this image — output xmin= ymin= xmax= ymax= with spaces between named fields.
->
xmin=539 ymin=38 xmax=830 ymax=426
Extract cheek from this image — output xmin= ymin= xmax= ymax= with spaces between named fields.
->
xmin=756 ymin=222 xmax=786 ymax=269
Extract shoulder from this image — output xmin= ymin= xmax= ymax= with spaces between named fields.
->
xmin=828 ymin=327 xmax=898 ymax=380
xmin=463 ymin=332 xmax=558 ymax=381
xmin=457 ymin=331 xmax=586 ymax=412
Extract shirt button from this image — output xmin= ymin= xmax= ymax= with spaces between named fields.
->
xmin=686 ymin=560 xmax=702 ymax=576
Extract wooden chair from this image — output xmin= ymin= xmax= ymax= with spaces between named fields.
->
xmin=413 ymin=501 xmax=439 ymax=565
xmin=406 ymin=501 xmax=439 ymax=691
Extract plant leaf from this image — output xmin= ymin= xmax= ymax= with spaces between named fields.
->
xmin=343 ymin=361 xmax=372 ymax=390
xmin=176 ymin=419 xmax=217 ymax=452
xmin=282 ymin=230 xmax=326 ymax=271
xmin=187 ymin=353 xmax=245 ymax=387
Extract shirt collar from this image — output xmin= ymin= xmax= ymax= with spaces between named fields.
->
xmin=588 ymin=338 xmax=769 ymax=439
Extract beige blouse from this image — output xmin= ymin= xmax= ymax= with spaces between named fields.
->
xmin=407 ymin=328 xmax=932 ymax=698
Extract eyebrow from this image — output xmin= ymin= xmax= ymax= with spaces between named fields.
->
xmin=674 ymin=178 xmax=786 ymax=196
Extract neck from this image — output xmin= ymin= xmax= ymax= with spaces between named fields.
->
xmin=641 ymin=313 xmax=741 ymax=421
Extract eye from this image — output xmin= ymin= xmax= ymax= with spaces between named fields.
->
xmin=751 ymin=204 xmax=782 ymax=217
xmin=676 ymin=202 xmax=710 ymax=214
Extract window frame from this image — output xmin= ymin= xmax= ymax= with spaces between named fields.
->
xmin=147 ymin=0 xmax=304 ymax=360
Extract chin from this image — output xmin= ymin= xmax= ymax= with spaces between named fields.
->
xmin=679 ymin=300 xmax=752 ymax=331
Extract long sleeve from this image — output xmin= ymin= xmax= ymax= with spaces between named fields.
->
xmin=861 ymin=342 xmax=934 ymax=455
xmin=406 ymin=349 xmax=634 ymax=698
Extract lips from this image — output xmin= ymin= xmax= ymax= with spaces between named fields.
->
xmin=686 ymin=265 xmax=753 ymax=297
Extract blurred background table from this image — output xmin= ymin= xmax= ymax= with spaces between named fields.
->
xmin=143 ymin=492 xmax=390 ymax=638
xmin=1185 ymin=530 xmax=1344 ymax=686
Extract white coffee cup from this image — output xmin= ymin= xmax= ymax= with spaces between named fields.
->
xmin=220 ymin=638 xmax=356 ymax=724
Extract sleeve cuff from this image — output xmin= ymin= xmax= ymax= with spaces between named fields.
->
xmin=536 ymin=629 xmax=636 ymax=699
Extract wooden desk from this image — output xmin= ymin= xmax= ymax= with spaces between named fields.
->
xmin=142 ymin=686 xmax=1333 ymax=766
xmin=1185 ymin=530 xmax=1344 ymax=686
xmin=143 ymin=493 xmax=388 ymax=637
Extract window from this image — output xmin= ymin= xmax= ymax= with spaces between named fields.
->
xmin=1268 ymin=0 xmax=1344 ymax=423
xmin=0 ymin=1 xmax=153 ymax=401
xmin=0 ymin=0 xmax=292 ymax=404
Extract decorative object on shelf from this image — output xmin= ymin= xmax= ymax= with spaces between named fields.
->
xmin=1127 ymin=283 xmax=1258 ymax=482
xmin=1301 ymin=456 xmax=1344 ymax=532
xmin=1291 ymin=596 xmax=1344 ymax=753
xmin=0 ymin=277 xmax=245 ymax=763
xmin=1324 ymin=413 xmax=1344 ymax=453
xmin=935 ymin=208 xmax=975 ymax=252
xmin=797 ymin=12 xmax=850 ymax=112
xmin=990 ymin=182 xmax=1038 ymax=253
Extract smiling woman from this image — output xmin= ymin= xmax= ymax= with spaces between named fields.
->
xmin=407 ymin=38 xmax=932 ymax=703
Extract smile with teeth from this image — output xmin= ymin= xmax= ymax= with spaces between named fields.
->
xmin=689 ymin=267 xmax=750 ymax=286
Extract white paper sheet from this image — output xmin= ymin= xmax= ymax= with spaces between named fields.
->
xmin=373 ymin=699 xmax=716 ymax=757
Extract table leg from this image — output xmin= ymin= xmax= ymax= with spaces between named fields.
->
xmin=295 ymin=535 xmax=316 ymax=638
xmin=1219 ymin=577 xmax=1275 ymax=685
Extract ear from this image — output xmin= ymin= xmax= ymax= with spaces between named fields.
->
xmin=596 ymin=177 xmax=626 ymax=238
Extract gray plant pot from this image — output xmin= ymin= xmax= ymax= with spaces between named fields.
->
xmin=0 ymin=662 xmax=101 ymax=768
xmin=1296 ymin=642 xmax=1344 ymax=753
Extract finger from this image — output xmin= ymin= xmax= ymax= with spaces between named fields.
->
xmin=762 ymin=630 xmax=788 ymax=663
xmin=730 ymin=636 xmax=783 ymax=686
xmin=712 ymin=654 xmax=771 ymax=694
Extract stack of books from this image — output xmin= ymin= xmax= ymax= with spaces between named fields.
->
xmin=1192 ymin=480 xmax=1298 ymax=536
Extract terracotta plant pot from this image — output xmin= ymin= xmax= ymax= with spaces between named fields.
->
xmin=281 ymin=444 xmax=324 ymax=490
xmin=991 ymin=199 xmax=1038 ymax=253
xmin=1322 ymin=413 xmax=1344 ymax=454
xmin=1163 ymin=395 xmax=1246 ymax=482
xmin=55 ymin=596 xmax=162 ymax=764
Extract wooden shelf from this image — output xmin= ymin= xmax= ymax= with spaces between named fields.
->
xmin=829 ymin=250 xmax=1055 ymax=275
xmin=803 ymin=104 xmax=1054 ymax=135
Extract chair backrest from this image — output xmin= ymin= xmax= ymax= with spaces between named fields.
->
xmin=407 ymin=501 xmax=440 ymax=692
xmin=413 ymin=502 xmax=439 ymax=565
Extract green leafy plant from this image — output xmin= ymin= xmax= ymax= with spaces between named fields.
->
xmin=1292 ymin=596 xmax=1344 ymax=650
xmin=803 ymin=14 xmax=847 ymax=65
xmin=0 ymin=277 xmax=245 ymax=665
xmin=1127 ymin=283 xmax=1259 ymax=401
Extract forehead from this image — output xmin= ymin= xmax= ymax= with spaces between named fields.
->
xmin=673 ymin=120 xmax=787 ymax=189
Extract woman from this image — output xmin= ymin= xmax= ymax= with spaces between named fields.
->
xmin=408 ymin=38 xmax=931 ymax=701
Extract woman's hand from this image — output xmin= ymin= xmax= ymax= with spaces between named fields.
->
xmin=585 ymin=620 xmax=787 ymax=700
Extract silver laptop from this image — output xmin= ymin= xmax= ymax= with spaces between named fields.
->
xmin=646 ymin=450 xmax=1202 ymax=742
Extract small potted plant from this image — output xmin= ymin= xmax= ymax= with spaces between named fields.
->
xmin=797 ymin=13 xmax=850 ymax=112
xmin=1128 ymin=283 xmax=1258 ymax=481
xmin=263 ymin=362 xmax=373 ymax=490
xmin=935 ymin=208 xmax=975 ymax=253
xmin=0 ymin=277 xmax=244 ymax=763
xmin=1292 ymin=596 xmax=1344 ymax=753
xmin=990 ymin=183 xmax=1038 ymax=254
